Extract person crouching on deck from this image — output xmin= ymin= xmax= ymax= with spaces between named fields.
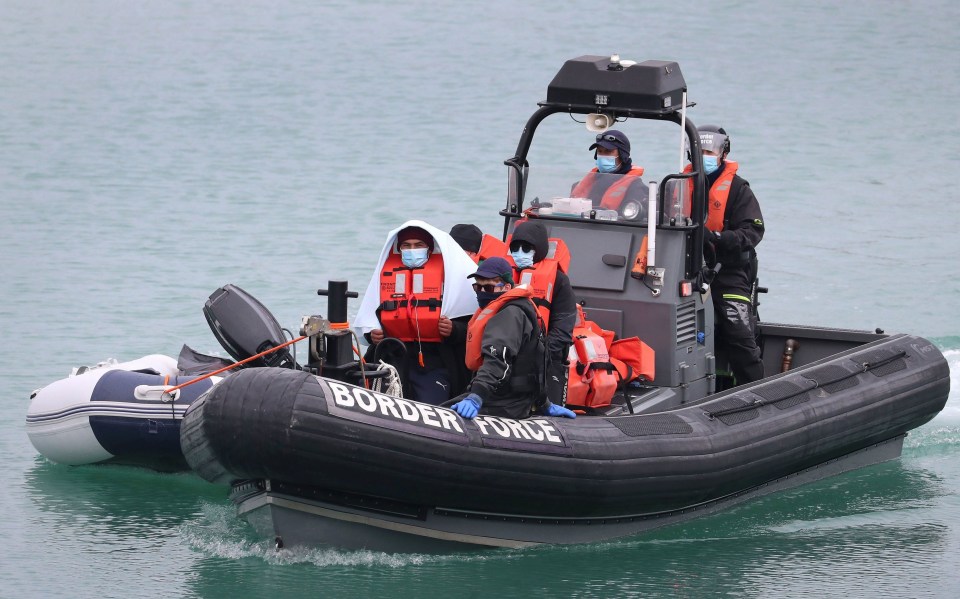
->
xmin=354 ymin=221 xmax=479 ymax=405
xmin=450 ymin=257 xmax=577 ymax=420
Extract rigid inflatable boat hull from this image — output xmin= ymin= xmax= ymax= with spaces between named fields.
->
xmin=232 ymin=435 xmax=905 ymax=552
xmin=180 ymin=334 xmax=950 ymax=550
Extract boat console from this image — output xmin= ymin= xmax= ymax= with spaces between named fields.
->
xmin=498 ymin=55 xmax=718 ymax=402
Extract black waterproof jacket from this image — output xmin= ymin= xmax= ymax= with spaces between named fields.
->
xmin=705 ymin=163 xmax=764 ymax=294
xmin=468 ymin=298 xmax=544 ymax=419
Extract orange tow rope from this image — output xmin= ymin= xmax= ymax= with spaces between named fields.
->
xmin=163 ymin=335 xmax=306 ymax=396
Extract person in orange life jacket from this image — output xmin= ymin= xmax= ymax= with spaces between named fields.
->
xmin=366 ymin=226 xmax=470 ymax=405
xmin=449 ymin=224 xmax=483 ymax=261
xmin=447 ymin=223 xmax=485 ymax=375
xmin=450 ymin=257 xmax=577 ymax=420
xmin=571 ymin=129 xmax=648 ymax=212
xmin=508 ymin=220 xmax=577 ymax=406
xmin=450 ymin=223 xmax=510 ymax=265
xmin=698 ymin=125 xmax=765 ymax=385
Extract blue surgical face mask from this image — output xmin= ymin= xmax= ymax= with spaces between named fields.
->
xmin=596 ymin=155 xmax=618 ymax=173
xmin=511 ymin=248 xmax=535 ymax=269
xmin=401 ymin=247 xmax=429 ymax=268
xmin=703 ymin=154 xmax=719 ymax=175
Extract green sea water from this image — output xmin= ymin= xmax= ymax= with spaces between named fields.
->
xmin=2 ymin=1 xmax=959 ymax=597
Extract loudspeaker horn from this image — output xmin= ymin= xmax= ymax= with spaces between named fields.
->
xmin=585 ymin=113 xmax=614 ymax=132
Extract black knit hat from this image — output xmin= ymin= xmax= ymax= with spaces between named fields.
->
xmin=396 ymin=226 xmax=434 ymax=252
xmin=449 ymin=224 xmax=482 ymax=254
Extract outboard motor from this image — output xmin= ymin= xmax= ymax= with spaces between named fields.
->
xmin=203 ymin=284 xmax=297 ymax=369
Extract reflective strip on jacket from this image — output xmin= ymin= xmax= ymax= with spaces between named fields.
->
xmin=378 ymin=251 xmax=444 ymax=342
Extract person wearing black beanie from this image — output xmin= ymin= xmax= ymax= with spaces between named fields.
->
xmin=449 ymin=224 xmax=482 ymax=256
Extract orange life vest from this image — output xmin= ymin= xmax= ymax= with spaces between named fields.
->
xmin=509 ymin=259 xmax=559 ymax=332
xmin=465 ymin=286 xmax=537 ymax=371
xmin=544 ymin=237 xmax=571 ymax=273
xmin=682 ymin=161 xmax=739 ymax=231
xmin=609 ymin=337 xmax=655 ymax=382
xmin=570 ymin=166 xmax=645 ymax=210
xmin=565 ymin=306 xmax=656 ymax=409
xmin=504 ymin=230 xmax=571 ymax=273
xmin=565 ymin=306 xmax=618 ymax=409
xmin=705 ymin=161 xmax=738 ymax=232
xmin=476 ymin=234 xmax=509 ymax=263
xmin=502 ymin=231 xmax=571 ymax=331
xmin=378 ymin=251 xmax=444 ymax=343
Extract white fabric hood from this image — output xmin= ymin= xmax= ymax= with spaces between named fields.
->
xmin=354 ymin=220 xmax=480 ymax=336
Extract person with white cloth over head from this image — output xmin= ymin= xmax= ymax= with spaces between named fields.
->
xmin=354 ymin=220 xmax=479 ymax=404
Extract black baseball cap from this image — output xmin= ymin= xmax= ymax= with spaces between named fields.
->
xmin=588 ymin=129 xmax=630 ymax=154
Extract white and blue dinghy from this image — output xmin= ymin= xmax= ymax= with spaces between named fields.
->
xmin=26 ymin=284 xmax=297 ymax=471
xmin=26 ymin=354 xmax=218 ymax=471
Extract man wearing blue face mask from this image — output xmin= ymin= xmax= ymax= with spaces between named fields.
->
xmin=365 ymin=226 xmax=472 ymax=405
xmin=506 ymin=220 xmax=577 ymax=407
xmin=697 ymin=124 xmax=765 ymax=386
xmin=571 ymin=129 xmax=647 ymax=213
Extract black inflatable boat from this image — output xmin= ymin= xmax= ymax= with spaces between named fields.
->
xmin=181 ymin=332 xmax=948 ymax=551
xmin=179 ymin=55 xmax=951 ymax=551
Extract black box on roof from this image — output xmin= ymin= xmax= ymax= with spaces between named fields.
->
xmin=544 ymin=56 xmax=686 ymax=115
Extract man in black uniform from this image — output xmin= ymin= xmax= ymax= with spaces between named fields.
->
xmin=450 ymin=257 xmax=576 ymax=420
xmin=699 ymin=125 xmax=765 ymax=385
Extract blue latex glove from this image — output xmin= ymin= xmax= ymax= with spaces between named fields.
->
xmin=541 ymin=402 xmax=576 ymax=419
xmin=451 ymin=393 xmax=482 ymax=419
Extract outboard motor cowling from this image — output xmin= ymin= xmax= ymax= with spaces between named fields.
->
xmin=203 ymin=284 xmax=297 ymax=369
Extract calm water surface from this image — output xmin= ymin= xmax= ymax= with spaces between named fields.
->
xmin=2 ymin=1 xmax=959 ymax=597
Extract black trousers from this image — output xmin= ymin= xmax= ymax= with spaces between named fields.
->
xmin=713 ymin=290 xmax=764 ymax=385
xmin=544 ymin=351 xmax=569 ymax=407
